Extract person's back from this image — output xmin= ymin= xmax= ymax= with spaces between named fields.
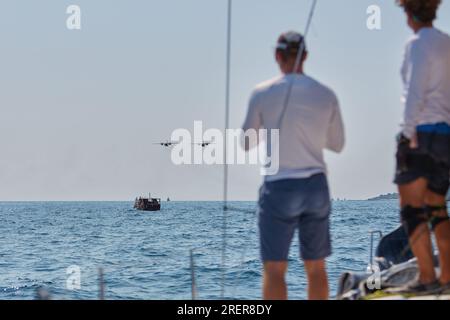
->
xmin=242 ymin=31 xmax=345 ymax=300
xmin=401 ymin=27 xmax=450 ymax=135
xmin=246 ymin=74 xmax=343 ymax=180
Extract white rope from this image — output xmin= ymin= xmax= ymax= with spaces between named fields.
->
xmin=277 ymin=0 xmax=318 ymax=130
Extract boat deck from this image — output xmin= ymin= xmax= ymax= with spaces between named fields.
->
xmin=373 ymin=294 xmax=450 ymax=300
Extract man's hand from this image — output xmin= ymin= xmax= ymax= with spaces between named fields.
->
xmin=409 ymin=132 xmax=419 ymax=149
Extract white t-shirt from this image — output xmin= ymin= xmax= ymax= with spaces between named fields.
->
xmin=401 ymin=27 xmax=450 ymax=138
xmin=242 ymin=73 xmax=345 ymax=182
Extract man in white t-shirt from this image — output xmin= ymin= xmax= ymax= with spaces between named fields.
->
xmin=242 ymin=31 xmax=345 ymax=300
xmin=394 ymin=0 xmax=450 ymax=295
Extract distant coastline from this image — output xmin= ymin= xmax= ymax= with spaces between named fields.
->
xmin=368 ymin=192 xmax=450 ymax=201
xmin=367 ymin=193 xmax=399 ymax=201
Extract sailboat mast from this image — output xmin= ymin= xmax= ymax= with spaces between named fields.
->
xmin=221 ymin=0 xmax=232 ymax=299
xmin=223 ymin=0 xmax=232 ymax=211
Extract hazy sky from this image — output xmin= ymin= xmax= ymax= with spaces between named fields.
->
xmin=1 ymin=0 xmax=450 ymax=201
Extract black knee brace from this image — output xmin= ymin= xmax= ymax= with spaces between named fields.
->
xmin=401 ymin=206 xmax=429 ymax=237
xmin=426 ymin=205 xmax=450 ymax=231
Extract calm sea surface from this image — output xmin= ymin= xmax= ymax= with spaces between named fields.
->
xmin=0 ymin=200 xmax=400 ymax=300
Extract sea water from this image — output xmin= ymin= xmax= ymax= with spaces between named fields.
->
xmin=0 ymin=200 xmax=400 ymax=300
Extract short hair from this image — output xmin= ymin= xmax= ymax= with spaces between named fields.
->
xmin=396 ymin=0 xmax=442 ymax=23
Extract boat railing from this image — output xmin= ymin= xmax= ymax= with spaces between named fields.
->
xmin=367 ymin=230 xmax=383 ymax=274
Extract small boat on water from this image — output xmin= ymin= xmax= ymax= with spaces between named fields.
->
xmin=134 ymin=194 xmax=161 ymax=211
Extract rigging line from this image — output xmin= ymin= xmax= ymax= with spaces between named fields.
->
xmin=221 ymin=0 xmax=232 ymax=299
xmin=276 ymin=0 xmax=318 ymax=131
xmin=190 ymin=249 xmax=198 ymax=300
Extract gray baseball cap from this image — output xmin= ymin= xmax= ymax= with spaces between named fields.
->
xmin=275 ymin=31 xmax=306 ymax=52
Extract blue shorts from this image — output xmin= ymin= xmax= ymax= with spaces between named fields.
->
xmin=258 ymin=173 xmax=332 ymax=262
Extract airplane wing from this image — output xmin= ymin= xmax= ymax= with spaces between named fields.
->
xmin=153 ymin=141 xmax=181 ymax=147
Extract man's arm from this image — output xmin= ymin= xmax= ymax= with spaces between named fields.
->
xmin=326 ymin=97 xmax=345 ymax=153
xmin=402 ymin=40 xmax=430 ymax=139
xmin=241 ymin=91 xmax=262 ymax=151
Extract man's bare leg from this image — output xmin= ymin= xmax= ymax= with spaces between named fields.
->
xmin=304 ymin=259 xmax=328 ymax=300
xmin=399 ymin=178 xmax=437 ymax=284
xmin=425 ymin=190 xmax=450 ymax=284
xmin=263 ymin=261 xmax=288 ymax=300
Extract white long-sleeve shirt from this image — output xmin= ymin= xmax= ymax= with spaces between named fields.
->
xmin=242 ymin=74 xmax=345 ymax=182
xmin=401 ymin=27 xmax=450 ymax=138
